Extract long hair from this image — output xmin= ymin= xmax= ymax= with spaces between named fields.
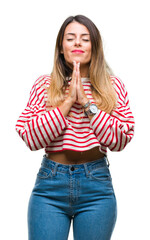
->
xmin=47 ymin=15 xmax=116 ymax=114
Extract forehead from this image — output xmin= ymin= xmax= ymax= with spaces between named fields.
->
xmin=64 ymin=21 xmax=90 ymax=35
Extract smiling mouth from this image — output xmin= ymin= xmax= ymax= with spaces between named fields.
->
xmin=72 ymin=50 xmax=84 ymax=53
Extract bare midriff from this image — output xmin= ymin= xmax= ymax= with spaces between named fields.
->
xmin=47 ymin=146 xmax=105 ymax=165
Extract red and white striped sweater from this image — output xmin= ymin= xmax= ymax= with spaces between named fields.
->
xmin=15 ymin=75 xmax=135 ymax=154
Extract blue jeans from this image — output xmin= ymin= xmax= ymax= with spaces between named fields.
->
xmin=28 ymin=155 xmax=117 ymax=240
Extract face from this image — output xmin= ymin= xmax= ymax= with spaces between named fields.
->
xmin=61 ymin=22 xmax=92 ymax=67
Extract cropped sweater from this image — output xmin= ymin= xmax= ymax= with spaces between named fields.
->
xmin=15 ymin=75 xmax=135 ymax=154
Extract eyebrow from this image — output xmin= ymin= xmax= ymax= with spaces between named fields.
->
xmin=65 ymin=33 xmax=90 ymax=36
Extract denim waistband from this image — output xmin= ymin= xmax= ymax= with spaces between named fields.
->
xmin=41 ymin=154 xmax=109 ymax=174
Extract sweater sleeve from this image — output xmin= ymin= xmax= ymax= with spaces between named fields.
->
xmin=90 ymin=77 xmax=135 ymax=151
xmin=15 ymin=75 xmax=68 ymax=151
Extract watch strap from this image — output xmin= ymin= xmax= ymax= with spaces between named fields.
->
xmin=82 ymin=101 xmax=91 ymax=109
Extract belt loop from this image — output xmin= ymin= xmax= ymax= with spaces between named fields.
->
xmin=83 ymin=163 xmax=90 ymax=177
xmin=53 ymin=162 xmax=59 ymax=176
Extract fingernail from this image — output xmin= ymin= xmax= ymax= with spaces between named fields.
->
xmin=73 ymin=61 xmax=76 ymax=65
xmin=78 ymin=62 xmax=80 ymax=67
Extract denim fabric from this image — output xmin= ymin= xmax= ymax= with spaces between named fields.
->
xmin=28 ymin=155 xmax=117 ymax=240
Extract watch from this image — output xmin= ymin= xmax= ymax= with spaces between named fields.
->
xmin=84 ymin=104 xmax=98 ymax=116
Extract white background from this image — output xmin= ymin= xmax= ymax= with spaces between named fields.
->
xmin=0 ymin=0 xmax=150 ymax=239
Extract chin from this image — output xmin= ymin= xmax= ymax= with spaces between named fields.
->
xmin=69 ymin=59 xmax=89 ymax=65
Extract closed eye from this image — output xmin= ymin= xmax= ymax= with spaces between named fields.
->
xmin=67 ymin=39 xmax=74 ymax=41
xmin=67 ymin=39 xmax=90 ymax=42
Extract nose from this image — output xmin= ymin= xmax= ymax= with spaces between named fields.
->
xmin=74 ymin=37 xmax=81 ymax=46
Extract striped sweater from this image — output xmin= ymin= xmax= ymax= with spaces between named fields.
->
xmin=15 ymin=75 xmax=135 ymax=154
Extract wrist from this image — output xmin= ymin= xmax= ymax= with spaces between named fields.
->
xmin=81 ymin=98 xmax=89 ymax=107
xmin=65 ymin=97 xmax=74 ymax=107
xmin=84 ymin=103 xmax=99 ymax=117
xmin=59 ymin=97 xmax=73 ymax=118
xmin=82 ymin=100 xmax=91 ymax=110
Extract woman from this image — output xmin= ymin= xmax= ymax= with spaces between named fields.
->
xmin=16 ymin=15 xmax=135 ymax=240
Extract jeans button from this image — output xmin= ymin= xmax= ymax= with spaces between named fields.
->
xmin=71 ymin=166 xmax=75 ymax=171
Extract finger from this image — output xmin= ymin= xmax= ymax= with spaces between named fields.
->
xmin=78 ymin=62 xmax=81 ymax=81
xmin=72 ymin=61 xmax=76 ymax=82
xmin=76 ymin=62 xmax=81 ymax=85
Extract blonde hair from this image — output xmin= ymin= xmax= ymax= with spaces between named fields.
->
xmin=47 ymin=15 xmax=116 ymax=114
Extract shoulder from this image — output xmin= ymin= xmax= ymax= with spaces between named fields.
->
xmin=110 ymin=75 xmax=125 ymax=90
xmin=30 ymin=74 xmax=51 ymax=95
xmin=110 ymin=75 xmax=127 ymax=96
xmin=28 ymin=75 xmax=51 ymax=104
xmin=110 ymin=75 xmax=129 ymax=105
xmin=34 ymin=74 xmax=51 ymax=89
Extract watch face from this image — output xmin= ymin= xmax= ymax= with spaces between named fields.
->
xmin=90 ymin=104 xmax=98 ymax=114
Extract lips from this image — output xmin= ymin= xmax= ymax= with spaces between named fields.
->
xmin=72 ymin=50 xmax=84 ymax=53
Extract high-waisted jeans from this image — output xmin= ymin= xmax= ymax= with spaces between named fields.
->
xmin=28 ymin=155 xmax=117 ymax=240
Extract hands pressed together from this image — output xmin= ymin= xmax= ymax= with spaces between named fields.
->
xmin=67 ymin=61 xmax=89 ymax=107
xmin=59 ymin=61 xmax=90 ymax=118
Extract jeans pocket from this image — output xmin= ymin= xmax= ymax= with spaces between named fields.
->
xmin=90 ymin=166 xmax=112 ymax=181
xmin=37 ymin=167 xmax=52 ymax=179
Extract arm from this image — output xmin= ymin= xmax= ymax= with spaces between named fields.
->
xmin=15 ymin=75 xmax=69 ymax=151
xmin=89 ymin=77 xmax=135 ymax=151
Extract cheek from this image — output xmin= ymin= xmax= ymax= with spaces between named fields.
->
xmin=86 ymin=44 xmax=92 ymax=56
xmin=62 ymin=41 xmax=71 ymax=52
xmin=63 ymin=49 xmax=71 ymax=62
xmin=63 ymin=46 xmax=70 ymax=55
xmin=62 ymin=45 xmax=71 ymax=58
